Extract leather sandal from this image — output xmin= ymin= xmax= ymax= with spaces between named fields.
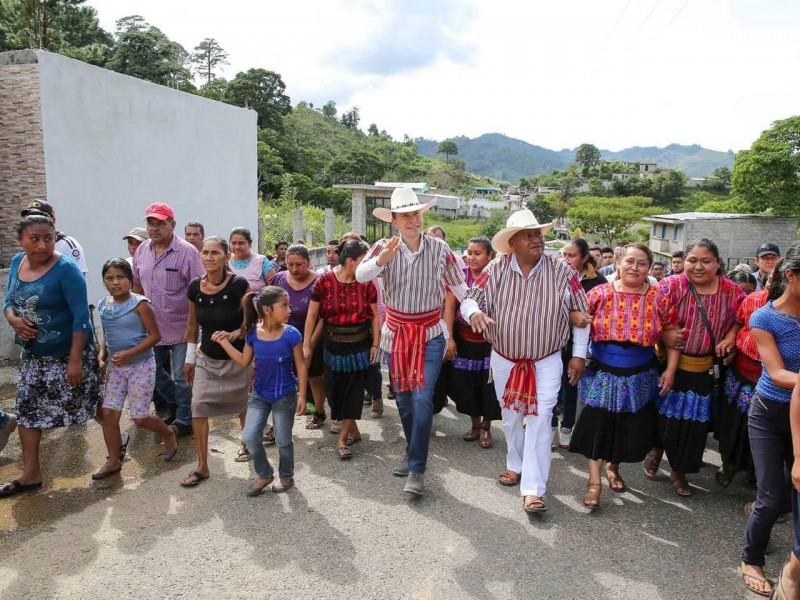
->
xmin=479 ymin=423 xmax=494 ymax=449
xmin=606 ymin=465 xmax=626 ymax=492
xmin=584 ymin=483 xmax=602 ymax=509
xmin=669 ymin=471 xmax=692 ymax=497
xmin=642 ymin=450 xmax=662 ymax=478
xmin=738 ymin=564 xmax=773 ymax=597
xmin=498 ymin=470 xmax=520 ymax=486
xmin=463 ymin=427 xmax=480 ymax=442
xmin=523 ymin=496 xmax=547 ymax=513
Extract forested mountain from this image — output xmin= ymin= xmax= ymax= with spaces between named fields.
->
xmin=417 ymin=134 xmax=735 ymax=182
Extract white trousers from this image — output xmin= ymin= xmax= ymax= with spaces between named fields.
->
xmin=491 ymin=350 xmax=563 ymax=497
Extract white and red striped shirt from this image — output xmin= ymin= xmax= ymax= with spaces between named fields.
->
xmin=461 ymin=253 xmax=589 ymax=360
xmin=356 ymin=234 xmax=466 ymax=352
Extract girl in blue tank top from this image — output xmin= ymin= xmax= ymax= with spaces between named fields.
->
xmin=93 ymin=259 xmax=178 ymax=480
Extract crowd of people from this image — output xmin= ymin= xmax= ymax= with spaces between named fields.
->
xmin=1 ymin=191 xmax=799 ymax=598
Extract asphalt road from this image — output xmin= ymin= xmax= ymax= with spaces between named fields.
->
xmin=0 ymin=392 xmax=792 ymax=600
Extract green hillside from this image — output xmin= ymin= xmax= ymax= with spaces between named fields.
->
xmin=417 ymin=134 xmax=735 ymax=182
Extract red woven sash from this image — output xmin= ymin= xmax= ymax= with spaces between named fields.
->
xmin=386 ymin=307 xmax=441 ymax=393
xmin=496 ymin=349 xmax=538 ymax=416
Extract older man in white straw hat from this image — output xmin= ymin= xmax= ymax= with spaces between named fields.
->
xmin=356 ymin=187 xmax=468 ymax=498
xmin=461 ymin=209 xmax=590 ymax=514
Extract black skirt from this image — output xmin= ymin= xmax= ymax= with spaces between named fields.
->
xmin=447 ymin=332 xmax=500 ymax=420
xmin=323 ymin=336 xmax=371 ymax=421
xmin=717 ymin=368 xmax=756 ymax=473
xmin=657 ymin=368 xmax=715 ymax=474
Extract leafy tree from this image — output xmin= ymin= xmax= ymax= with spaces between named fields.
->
xmin=649 ymin=170 xmax=686 ymax=208
xmin=0 ymin=0 xmax=112 ymax=63
xmin=697 ymin=198 xmax=744 ymax=213
xmin=106 ymin=15 xmax=194 ymax=90
xmin=575 ymin=143 xmax=601 ymax=169
xmin=526 ymin=195 xmax=559 ymax=224
xmin=191 ymin=37 xmax=228 ymax=85
xmin=326 ymin=148 xmax=385 ymax=184
xmin=367 ymin=123 xmax=379 ymax=136
xmin=197 ymin=77 xmax=228 ymax=101
xmin=567 ymin=196 xmax=656 ymax=247
xmin=437 ymin=140 xmax=459 ymax=162
xmin=587 ymin=177 xmax=607 ymax=196
xmin=712 ymin=166 xmax=732 ymax=187
xmin=339 ymin=106 xmax=360 ymax=129
xmin=732 ymin=116 xmax=800 ymax=216
xmin=321 ymin=100 xmax=337 ymax=119
xmin=257 ymin=140 xmax=284 ymax=197
xmin=478 ymin=208 xmax=510 ymax=238
xmin=225 ymin=68 xmax=291 ymax=130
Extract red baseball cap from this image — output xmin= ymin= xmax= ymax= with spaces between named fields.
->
xmin=144 ymin=203 xmax=174 ymax=221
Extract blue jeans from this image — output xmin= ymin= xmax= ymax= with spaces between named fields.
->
xmin=390 ymin=335 xmax=446 ymax=475
xmin=242 ymin=391 xmax=297 ymax=479
xmin=742 ymin=394 xmax=793 ymax=566
xmin=153 ymin=344 xmax=192 ymax=425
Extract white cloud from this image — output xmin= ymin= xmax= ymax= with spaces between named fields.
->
xmin=89 ymin=0 xmax=800 ymax=151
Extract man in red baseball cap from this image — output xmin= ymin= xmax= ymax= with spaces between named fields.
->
xmin=132 ymin=203 xmax=203 ymax=435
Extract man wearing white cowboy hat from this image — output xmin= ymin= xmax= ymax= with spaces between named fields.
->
xmin=460 ymin=209 xmax=590 ymax=514
xmin=357 ymin=187 xmax=468 ymax=497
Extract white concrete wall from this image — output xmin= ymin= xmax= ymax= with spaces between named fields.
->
xmin=35 ymin=51 xmax=257 ymax=304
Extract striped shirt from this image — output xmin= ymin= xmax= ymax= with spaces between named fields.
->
xmin=461 ymin=253 xmax=589 ymax=360
xmin=132 ymin=234 xmax=204 ymax=345
xmin=356 ymin=234 xmax=466 ymax=352
xmin=659 ymin=274 xmax=745 ymax=356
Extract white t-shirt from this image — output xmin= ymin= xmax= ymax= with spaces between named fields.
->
xmin=56 ymin=233 xmax=88 ymax=275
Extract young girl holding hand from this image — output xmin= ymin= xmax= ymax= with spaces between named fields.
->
xmin=212 ymin=286 xmax=307 ymax=496
xmin=94 ymin=259 xmax=178 ymax=479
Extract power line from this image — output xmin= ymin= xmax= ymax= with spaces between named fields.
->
xmin=634 ymin=0 xmax=663 ymax=37
xmin=659 ymin=0 xmax=693 ymax=38
xmin=609 ymin=0 xmax=632 ymax=34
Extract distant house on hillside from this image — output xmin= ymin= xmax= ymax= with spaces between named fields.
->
xmin=471 ymin=186 xmax=501 ymax=198
xmin=639 ymin=162 xmax=659 ymax=177
xmin=644 ymin=212 xmax=798 ymax=270
xmin=418 ymin=193 xmax=460 ymax=219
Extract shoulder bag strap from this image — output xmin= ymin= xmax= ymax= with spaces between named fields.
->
xmin=687 ymin=282 xmax=716 ymax=349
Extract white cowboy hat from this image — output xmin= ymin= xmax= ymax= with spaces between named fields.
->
xmin=373 ymin=187 xmax=437 ymax=223
xmin=491 ymin=209 xmax=554 ymax=254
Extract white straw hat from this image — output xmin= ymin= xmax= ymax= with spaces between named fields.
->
xmin=373 ymin=188 xmax=437 ymax=223
xmin=491 ymin=209 xmax=554 ymax=254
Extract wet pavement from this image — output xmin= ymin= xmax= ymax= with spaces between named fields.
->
xmin=0 ymin=390 xmax=793 ymax=600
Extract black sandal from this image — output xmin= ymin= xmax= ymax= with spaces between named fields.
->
xmin=305 ymin=412 xmax=327 ymax=430
xmin=180 ymin=471 xmax=209 ymax=487
xmin=0 ymin=479 xmax=43 ymax=497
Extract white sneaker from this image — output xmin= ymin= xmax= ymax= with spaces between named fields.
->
xmin=558 ymin=427 xmax=572 ymax=449
xmin=550 ymin=426 xmax=558 ymax=449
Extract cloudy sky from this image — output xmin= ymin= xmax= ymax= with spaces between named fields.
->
xmin=88 ymin=0 xmax=800 ymax=152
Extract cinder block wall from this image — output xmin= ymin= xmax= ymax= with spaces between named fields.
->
xmin=0 ymin=51 xmax=46 ymax=268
